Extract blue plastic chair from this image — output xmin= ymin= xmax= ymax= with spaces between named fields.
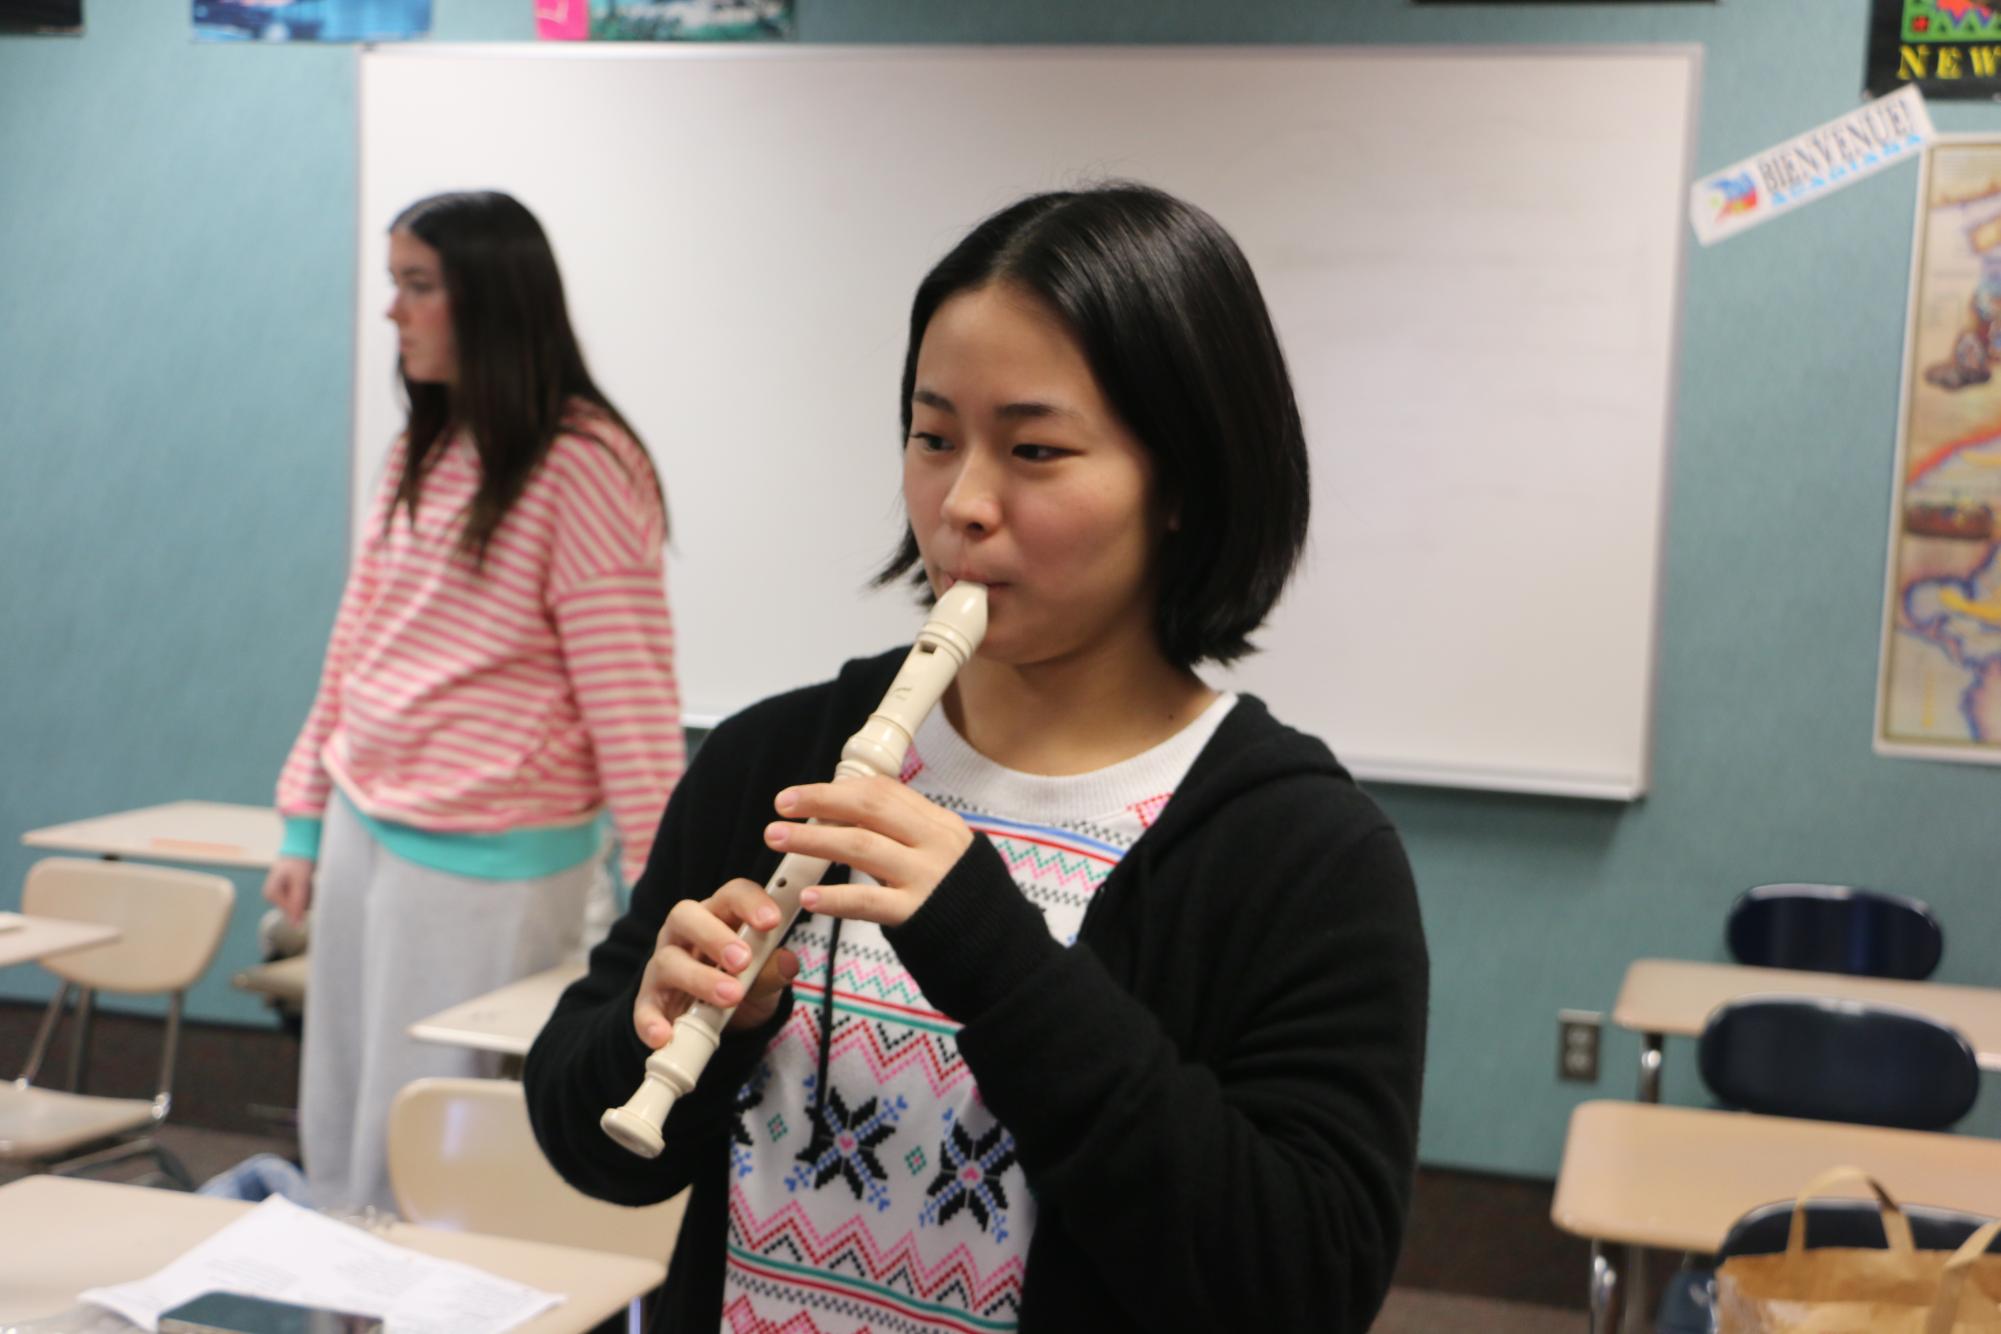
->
xmin=1699 ymin=995 xmax=1979 ymax=1131
xmin=1726 ymin=883 xmax=1943 ymax=980
xmin=1654 ymin=996 xmax=1981 ymax=1331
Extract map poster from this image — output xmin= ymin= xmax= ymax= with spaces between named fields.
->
xmin=1877 ymin=139 xmax=2001 ymax=760
xmin=1866 ymin=0 xmax=2001 ymax=100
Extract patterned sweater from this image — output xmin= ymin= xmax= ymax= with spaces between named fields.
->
xmin=276 ymin=414 xmax=682 ymax=884
xmin=526 ymin=648 xmax=1428 ymax=1333
xmin=718 ymin=697 xmax=1234 ymax=1333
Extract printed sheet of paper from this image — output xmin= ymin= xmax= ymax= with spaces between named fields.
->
xmin=78 ymin=1196 xmax=562 ymax=1334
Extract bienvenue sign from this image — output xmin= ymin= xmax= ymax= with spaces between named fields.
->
xmin=1690 ymin=85 xmax=1934 ymax=246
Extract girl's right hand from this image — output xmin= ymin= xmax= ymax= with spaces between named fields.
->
xmin=262 ymin=857 xmax=315 ymax=927
xmin=634 ymin=877 xmax=800 ymax=1050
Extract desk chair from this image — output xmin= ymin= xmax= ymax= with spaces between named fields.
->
xmin=388 ymin=1077 xmax=687 ymax=1333
xmin=230 ymin=952 xmax=308 ymax=1021
xmin=1700 ymin=995 xmax=1979 ymax=1131
xmin=230 ymin=947 xmax=308 ymax=1133
xmin=1653 ymin=996 xmax=1982 ymax=1331
xmin=0 ymin=857 xmax=235 ymax=1188
xmin=1727 ymin=883 xmax=1943 ymax=980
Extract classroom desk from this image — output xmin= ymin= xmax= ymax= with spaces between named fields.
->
xmin=0 ymin=1174 xmax=664 ymax=1333
xmin=1552 ymin=1100 xmax=2001 ymax=1334
xmin=0 ymin=913 xmax=120 ymax=970
xmin=409 ymin=961 xmax=587 ymax=1058
xmin=22 ymin=801 xmax=281 ymax=870
xmin=1613 ymin=958 xmax=2001 ymax=1101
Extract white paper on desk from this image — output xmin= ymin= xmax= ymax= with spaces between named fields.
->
xmin=77 ymin=1196 xmax=562 ymax=1334
xmin=0 ymin=911 xmax=25 ymax=932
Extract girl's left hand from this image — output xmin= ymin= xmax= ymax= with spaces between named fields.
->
xmin=764 ymin=776 xmax=974 ymax=928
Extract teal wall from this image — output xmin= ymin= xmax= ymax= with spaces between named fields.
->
xmin=6 ymin=0 xmax=1999 ymax=1179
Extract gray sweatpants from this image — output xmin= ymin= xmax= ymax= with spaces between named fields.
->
xmin=300 ymin=798 xmax=592 ymax=1214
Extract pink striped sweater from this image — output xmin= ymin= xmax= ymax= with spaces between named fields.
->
xmin=277 ymin=415 xmax=682 ymax=884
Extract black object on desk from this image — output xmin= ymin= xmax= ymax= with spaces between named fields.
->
xmin=159 ymin=1292 xmax=382 ymax=1334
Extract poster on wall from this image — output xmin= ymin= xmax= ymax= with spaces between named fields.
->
xmin=1688 ymin=86 xmax=1932 ymax=246
xmin=192 ymin=0 xmax=431 ymax=42
xmin=537 ymin=0 xmax=793 ymax=41
xmin=0 ymin=0 xmax=81 ymax=31
xmin=1878 ymin=139 xmax=2001 ymax=761
xmin=1866 ymin=0 xmax=2001 ymax=99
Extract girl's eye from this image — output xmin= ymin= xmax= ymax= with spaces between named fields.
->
xmin=1013 ymin=444 xmax=1068 ymax=462
xmin=909 ymin=431 xmax=950 ymax=453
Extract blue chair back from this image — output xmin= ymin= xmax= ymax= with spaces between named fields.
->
xmin=1720 ymin=1197 xmax=2001 ymax=1259
xmin=1697 ymin=996 xmax=1979 ymax=1131
xmin=1726 ymin=883 xmax=1943 ymax=980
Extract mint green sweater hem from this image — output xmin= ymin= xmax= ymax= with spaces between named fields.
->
xmin=292 ymin=797 xmax=601 ymax=881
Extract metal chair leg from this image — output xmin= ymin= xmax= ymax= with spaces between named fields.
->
xmin=1621 ymin=1242 xmax=1652 ymax=1334
xmin=153 ymin=1141 xmax=195 ymax=1191
xmin=1637 ymin=1032 xmax=1663 ymax=1103
xmin=67 ymin=987 xmax=95 ymax=1092
xmin=1590 ymin=1239 xmax=1624 ymax=1334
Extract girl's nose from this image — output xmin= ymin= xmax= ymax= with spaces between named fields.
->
xmin=940 ymin=451 xmax=1002 ymax=534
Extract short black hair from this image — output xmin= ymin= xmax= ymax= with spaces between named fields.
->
xmin=877 ymin=183 xmax=1309 ymax=668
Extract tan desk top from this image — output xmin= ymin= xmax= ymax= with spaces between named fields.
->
xmin=0 ymin=1174 xmax=663 ymax=1332
xmin=1552 ymin=1100 xmax=2001 ymax=1252
xmin=410 ymin=962 xmax=588 ymax=1057
xmin=1614 ymin=958 xmax=2001 ymax=1071
xmin=0 ymin=913 xmax=120 ymax=970
xmin=23 ymin=801 xmax=282 ymax=871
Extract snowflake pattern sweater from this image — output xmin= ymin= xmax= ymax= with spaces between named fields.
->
xmin=525 ymin=648 xmax=1429 ymax=1334
xmin=717 ymin=695 xmax=1234 ymax=1333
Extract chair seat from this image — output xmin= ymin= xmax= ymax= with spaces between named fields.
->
xmin=0 ymin=1084 xmax=159 ymax=1158
xmin=232 ymin=954 xmax=309 ymax=1007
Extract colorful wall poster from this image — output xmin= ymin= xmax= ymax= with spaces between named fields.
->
xmin=534 ymin=0 xmax=586 ymax=40
xmin=1867 ymin=0 xmax=2001 ymax=99
xmin=1878 ymin=140 xmax=2001 ymax=760
xmin=0 ymin=0 xmax=82 ymax=31
xmin=191 ymin=0 xmax=431 ymax=42
xmin=580 ymin=0 xmax=792 ymax=41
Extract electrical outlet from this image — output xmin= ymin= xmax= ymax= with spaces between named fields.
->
xmin=1558 ymin=1010 xmax=1600 ymax=1083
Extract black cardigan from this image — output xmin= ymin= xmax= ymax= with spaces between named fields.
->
xmin=525 ymin=649 xmax=1429 ymax=1333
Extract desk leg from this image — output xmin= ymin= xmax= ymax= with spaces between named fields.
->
xmin=1619 ymin=1244 xmax=1652 ymax=1334
xmin=1636 ymin=1032 xmax=1663 ymax=1103
xmin=68 ymin=987 xmax=95 ymax=1092
xmin=1589 ymin=1240 xmax=1623 ymax=1334
xmin=1615 ymin=1033 xmax=1665 ymax=1334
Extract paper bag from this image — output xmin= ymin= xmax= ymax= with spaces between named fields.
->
xmin=1715 ymin=1166 xmax=2001 ymax=1333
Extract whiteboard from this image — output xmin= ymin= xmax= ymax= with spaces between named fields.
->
xmin=356 ymin=45 xmax=1697 ymax=800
